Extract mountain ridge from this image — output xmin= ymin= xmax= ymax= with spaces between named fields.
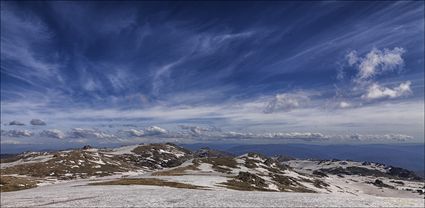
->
xmin=1 ymin=143 xmax=423 ymax=200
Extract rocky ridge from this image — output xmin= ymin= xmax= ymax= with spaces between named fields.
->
xmin=1 ymin=143 xmax=423 ymax=198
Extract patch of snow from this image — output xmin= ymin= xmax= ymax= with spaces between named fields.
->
xmin=198 ymin=163 xmax=214 ymax=172
xmin=268 ymin=183 xmax=280 ymax=191
xmin=89 ymin=158 xmax=106 ymax=165
xmin=1 ymin=180 xmax=423 ymax=207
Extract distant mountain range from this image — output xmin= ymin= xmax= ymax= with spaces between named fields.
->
xmin=181 ymin=143 xmax=425 ymax=177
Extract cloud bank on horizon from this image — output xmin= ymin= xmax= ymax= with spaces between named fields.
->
xmin=1 ymin=1 xmax=424 ymax=145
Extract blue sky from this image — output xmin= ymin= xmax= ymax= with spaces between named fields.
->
xmin=1 ymin=1 xmax=424 ymax=146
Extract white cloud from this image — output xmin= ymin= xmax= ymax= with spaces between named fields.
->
xmin=120 ymin=129 xmax=145 ymax=137
xmin=1 ymin=97 xmax=423 ymax=143
xmin=0 ymin=139 xmax=26 ymax=145
xmin=339 ymin=134 xmax=413 ymax=142
xmin=264 ymin=93 xmax=310 ymax=113
xmin=208 ymin=131 xmax=413 ymax=142
xmin=362 ymin=81 xmax=412 ymax=100
xmin=347 ymin=47 xmax=405 ymax=80
xmin=68 ymin=128 xmax=116 ymax=139
xmin=339 ymin=47 xmax=412 ymax=108
xmin=346 ymin=50 xmax=359 ymax=66
xmin=0 ymin=123 xmax=416 ymax=143
xmin=40 ymin=129 xmax=65 ymax=139
xmin=220 ymin=131 xmax=327 ymax=141
xmin=30 ymin=119 xmax=46 ymax=125
xmin=179 ymin=125 xmax=210 ymax=136
xmin=339 ymin=101 xmax=351 ymax=108
xmin=144 ymin=126 xmax=168 ymax=136
xmin=144 ymin=126 xmax=410 ymax=142
xmin=1 ymin=129 xmax=33 ymax=137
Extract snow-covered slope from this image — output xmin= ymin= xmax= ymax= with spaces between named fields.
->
xmin=1 ymin=180 xmax=423 ymax=207
xmin=283 ymin=159 xmax=424 ymax=197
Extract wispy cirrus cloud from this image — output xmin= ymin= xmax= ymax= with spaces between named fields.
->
xmin=1 ymin=1 xmax=423 ymax=146
xmin=1 ymin=3 xmax=63 ymax=87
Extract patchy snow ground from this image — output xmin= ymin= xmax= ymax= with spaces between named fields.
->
xmin=1 ymin=179 xmax=423 ymax=207
xmin=284 ymin=159 xmax=387 ymax=174
xmin=0 ymin=154 xmax=53 ymax=169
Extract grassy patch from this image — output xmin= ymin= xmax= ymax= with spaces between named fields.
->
xmin=368 ymin=179 xmax=395 ymax=189
xmin=1 ymin=150 xmax=133 ymax=179
xmin=197 ymin=157 xmax=237 ymax=173
xmin=0 ymin=175 xmax=37 ymax=192
xmin=271 ymin=174 xmax=316 ymax=193
xmin=244 ymin=159 xmax=258 ymax=168
xmin=152 ymin=163 xmax=200 ymax=176
xmin=131 ymin=143 xmax=191 ymax=168
xmin=197 ymin=157 xmax=237 ymax=168
xmin=313 ymin=179 xmax=329 ymax=188
xmin=221 ymin=179 xmax=273 ymax=191
xmin=221 ymin=171 xmax=272 ymax=191
xmin=89 ymin=178 xmax=204 ymax=189
xmin=0 ymin=155 xmax=21 ymax=164
xmin=247 ymin=152 xmax=268 ymax=160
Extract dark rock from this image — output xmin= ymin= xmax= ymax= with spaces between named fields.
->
xmin=247 ymin=152 xmax=268 ymax=160
xmin=362 ymin=161 xmax=372 ymax=166
xmin=131 ymin=143 xmax=192 ymax=169
xmin=390 ymin=180 xmax=405 ymax=185
xmin=313 ymin=170 xmax=328 ymax=177
xmin=345 ymin=166 xmax=385 ymax=177
xmin=313 ymin=179 xmax=329 ymax=188
xmin=319 ymin=167 xmax=350 ymax=175
xmin=371 ymin=179 xmax=394 ymax=189
xmin=82 ymin=145 xmax=93 ymax=150
xmin=194 ymin=147 xmax=233 ymax=158
xmin=275 ymin=155 xmax=295 ymax=162
xmin=387 ymin=166 xmax=421 ymax=180
xmin=237 ymin=172 xmax=267 ymax=188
